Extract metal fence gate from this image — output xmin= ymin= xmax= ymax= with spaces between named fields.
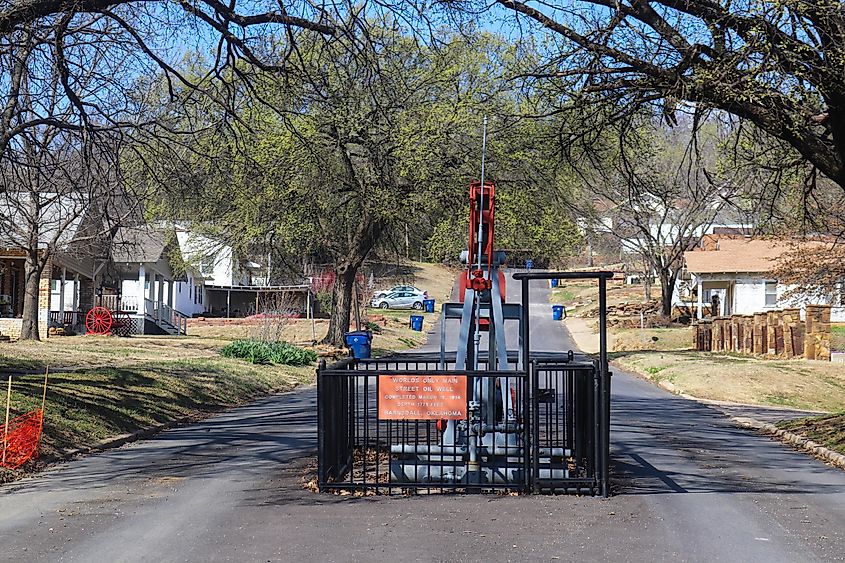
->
xmin=317 ymin=271 xmax=612 ymax=496
xmin=317 ymin=355 xmax=609 ymax=495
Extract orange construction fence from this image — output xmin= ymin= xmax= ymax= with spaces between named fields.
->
xmin=1 ymin=370 xmax=48 ymax=470
xmin=1 ymin=409 xmax=44 ymax=469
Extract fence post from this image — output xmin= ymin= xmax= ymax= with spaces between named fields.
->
xmin=782 ymin=308 xmax=801 ymax=358
xmin=730 ymin=315 xmax=740 ymax=352
xmin=743 ymin=316 xmax=754 ymax=354
xmin=2 ymin=376 xmax=10 ymax=466
xmin=804 ymin=305 xmax=832 ymax=361
xmin=712 ymin=319 xmax=722 ymax=352
xmin=316 ymin=359 xmax=326 ymax=488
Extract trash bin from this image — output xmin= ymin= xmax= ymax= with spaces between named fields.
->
xmin=409 ymin=315 xmax=424 ymax=331
xmin=552 ymin=305 xmax=565 ymax=321
xmin=525 ymin=259 xmax=534 ymax=271
xmin=423 ymin=298 xmax=435 ymax=313
xmin=344 ymin=330 xmax=373 ymax=359
xmin=550 ymin=278 xmax=559 ymax=288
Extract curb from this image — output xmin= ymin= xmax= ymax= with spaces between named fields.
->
xmin=730 ymin=416 xmax=845 ymax=471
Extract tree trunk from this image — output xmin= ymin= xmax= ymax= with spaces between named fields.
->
xmin=324 ymin=263 xmax=358 ymax=347
xmin=643 ymin=273 xmax=652 ymax=301
xmin=658 ymin=269 xmax=677 ymax=317
xmin=19 ymin=251 xmax=46 ymax=341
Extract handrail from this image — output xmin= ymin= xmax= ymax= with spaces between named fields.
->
xmin=143 ymin=299 xmax=188 ymax=335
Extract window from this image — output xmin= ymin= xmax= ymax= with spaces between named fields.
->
xmin=177 ymin=282 xmax=181 ymax=294
xmin=50 ymin=280 xmax=59 ymax=292
xmin=765 ymin=281 xmax=778 ymax=307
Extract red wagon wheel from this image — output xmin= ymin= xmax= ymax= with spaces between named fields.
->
xmin=85 ymin=306 xmax=113 ymax=335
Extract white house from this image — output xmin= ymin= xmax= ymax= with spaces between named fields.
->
xmin=39 ymin=223 xmax=188 ymax=337
xmin=175 ymin=229 xmax=262 ymax=316
xmin=681 ymin=237 xmax=845 ymax=321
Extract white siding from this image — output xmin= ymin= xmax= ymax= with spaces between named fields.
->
xmin=174 ymin=272 xmax=206 ymax=317
xmin=689 ymin=273 xmax=845 ymax=322
xmin=731 ymin=278 xmax=767 ymax=314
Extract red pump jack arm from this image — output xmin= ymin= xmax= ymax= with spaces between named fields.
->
xmin=459 ymin=181 xmax=506 ymax=331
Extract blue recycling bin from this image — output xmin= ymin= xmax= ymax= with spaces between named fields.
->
xmin=550 ymin=278 xmax=559 ymax=288
xmin=409 ymin=315 xmax=424 ymax=331
xmin=423 ymin=298 xmax=435 ymax=313
xmin=344 ymin=330 xmax=373 ymax=359
xmin=552 ymin=305 xmax=565 ymax=321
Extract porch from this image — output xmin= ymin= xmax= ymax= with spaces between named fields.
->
xmin=694 ymin=277 xmax=736 ymax=319
xmin=48 ymin=262 xmax=187 ymax=337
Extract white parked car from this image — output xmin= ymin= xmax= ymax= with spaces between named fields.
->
xmin=373 ymin=285 xmax=427 ymax=299
xmin=370 ymin=291 xmax=425 ymax=310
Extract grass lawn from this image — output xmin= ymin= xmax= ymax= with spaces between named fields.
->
xmin=614 ymin=351 xmax=845 ymax=412
xmin=777 ymin=413 xmax=845 ymax=456
xmin=582 ymin=321 xmax=845 ymax=415
xmin=0 ymin=334 xmax=314 ymax=483
xmin=189 ymin=260 xmax=456 ymax=355
xmin=611 ymin=326 xmax=692 ymax=352
xmin=832 ymin=325 xmax=845 ymax=352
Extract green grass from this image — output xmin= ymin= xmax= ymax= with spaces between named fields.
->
xmin=832 ymin=326 xmax=845 ymax=352
xmin=550 ymin=288 xmax=577 ymax=302
xmin=778 ymin=413 xmax=845 ymax=456
xmin=0 ymin=355 xmax=312 ymax=483
xmin=764 ymin=393 xmax=796 ymax=407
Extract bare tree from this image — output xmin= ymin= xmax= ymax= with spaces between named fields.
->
xmin=489 ymin=0 xmax=845 ymax=191
xmin=573 ymin=119 xmax=739 ymax=316
xmin=0 ymin=1 xmax=346 ymax=340
xmin=0 ymin=125 xmax=145 ymax=340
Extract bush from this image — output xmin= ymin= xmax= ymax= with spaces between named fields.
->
xmin=315 ymin=291 xmax=333 ymax=316
xmin=364 ymin=320 xmax=383 ymax=334
xmin=220 ymin=339 xmax=318 ymax=366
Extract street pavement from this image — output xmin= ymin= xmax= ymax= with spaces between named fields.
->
xmin=1 ymin=274 xmax=844 ymax=562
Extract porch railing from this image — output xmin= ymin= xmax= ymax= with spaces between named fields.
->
xmin=100 ymin=294 xmax=139 ymax=313
xmin=144 ymin=298 xmax=188 ymax=335
xmin=48 ymin=311 xmax=80 ymax=327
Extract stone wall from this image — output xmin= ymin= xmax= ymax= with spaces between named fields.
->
xmin=694 ymin=305 xmax=831 ymax=361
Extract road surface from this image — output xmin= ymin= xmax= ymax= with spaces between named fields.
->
xmin=1 ymin=274 xmax=843 ymax=562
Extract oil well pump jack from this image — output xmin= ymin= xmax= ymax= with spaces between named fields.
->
xmin=317 ymin=144 xmax=612 ymax=497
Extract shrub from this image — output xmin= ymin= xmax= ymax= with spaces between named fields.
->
xmin=364 ymin=320 xmax=383 ymax=334
xmin=315 ymin=291 xmax=333 ymax=316
xmin=220 ymin=339 xmax=318 ymax=366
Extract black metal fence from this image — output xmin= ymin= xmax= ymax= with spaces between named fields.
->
xmin=317 ymin=355 xmax=607 ymax=495
xmin=531 ymin=360 xmax=601 ymax=494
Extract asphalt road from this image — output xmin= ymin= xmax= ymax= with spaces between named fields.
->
xmin=1 ymin=274 xmax=844 ymax=562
